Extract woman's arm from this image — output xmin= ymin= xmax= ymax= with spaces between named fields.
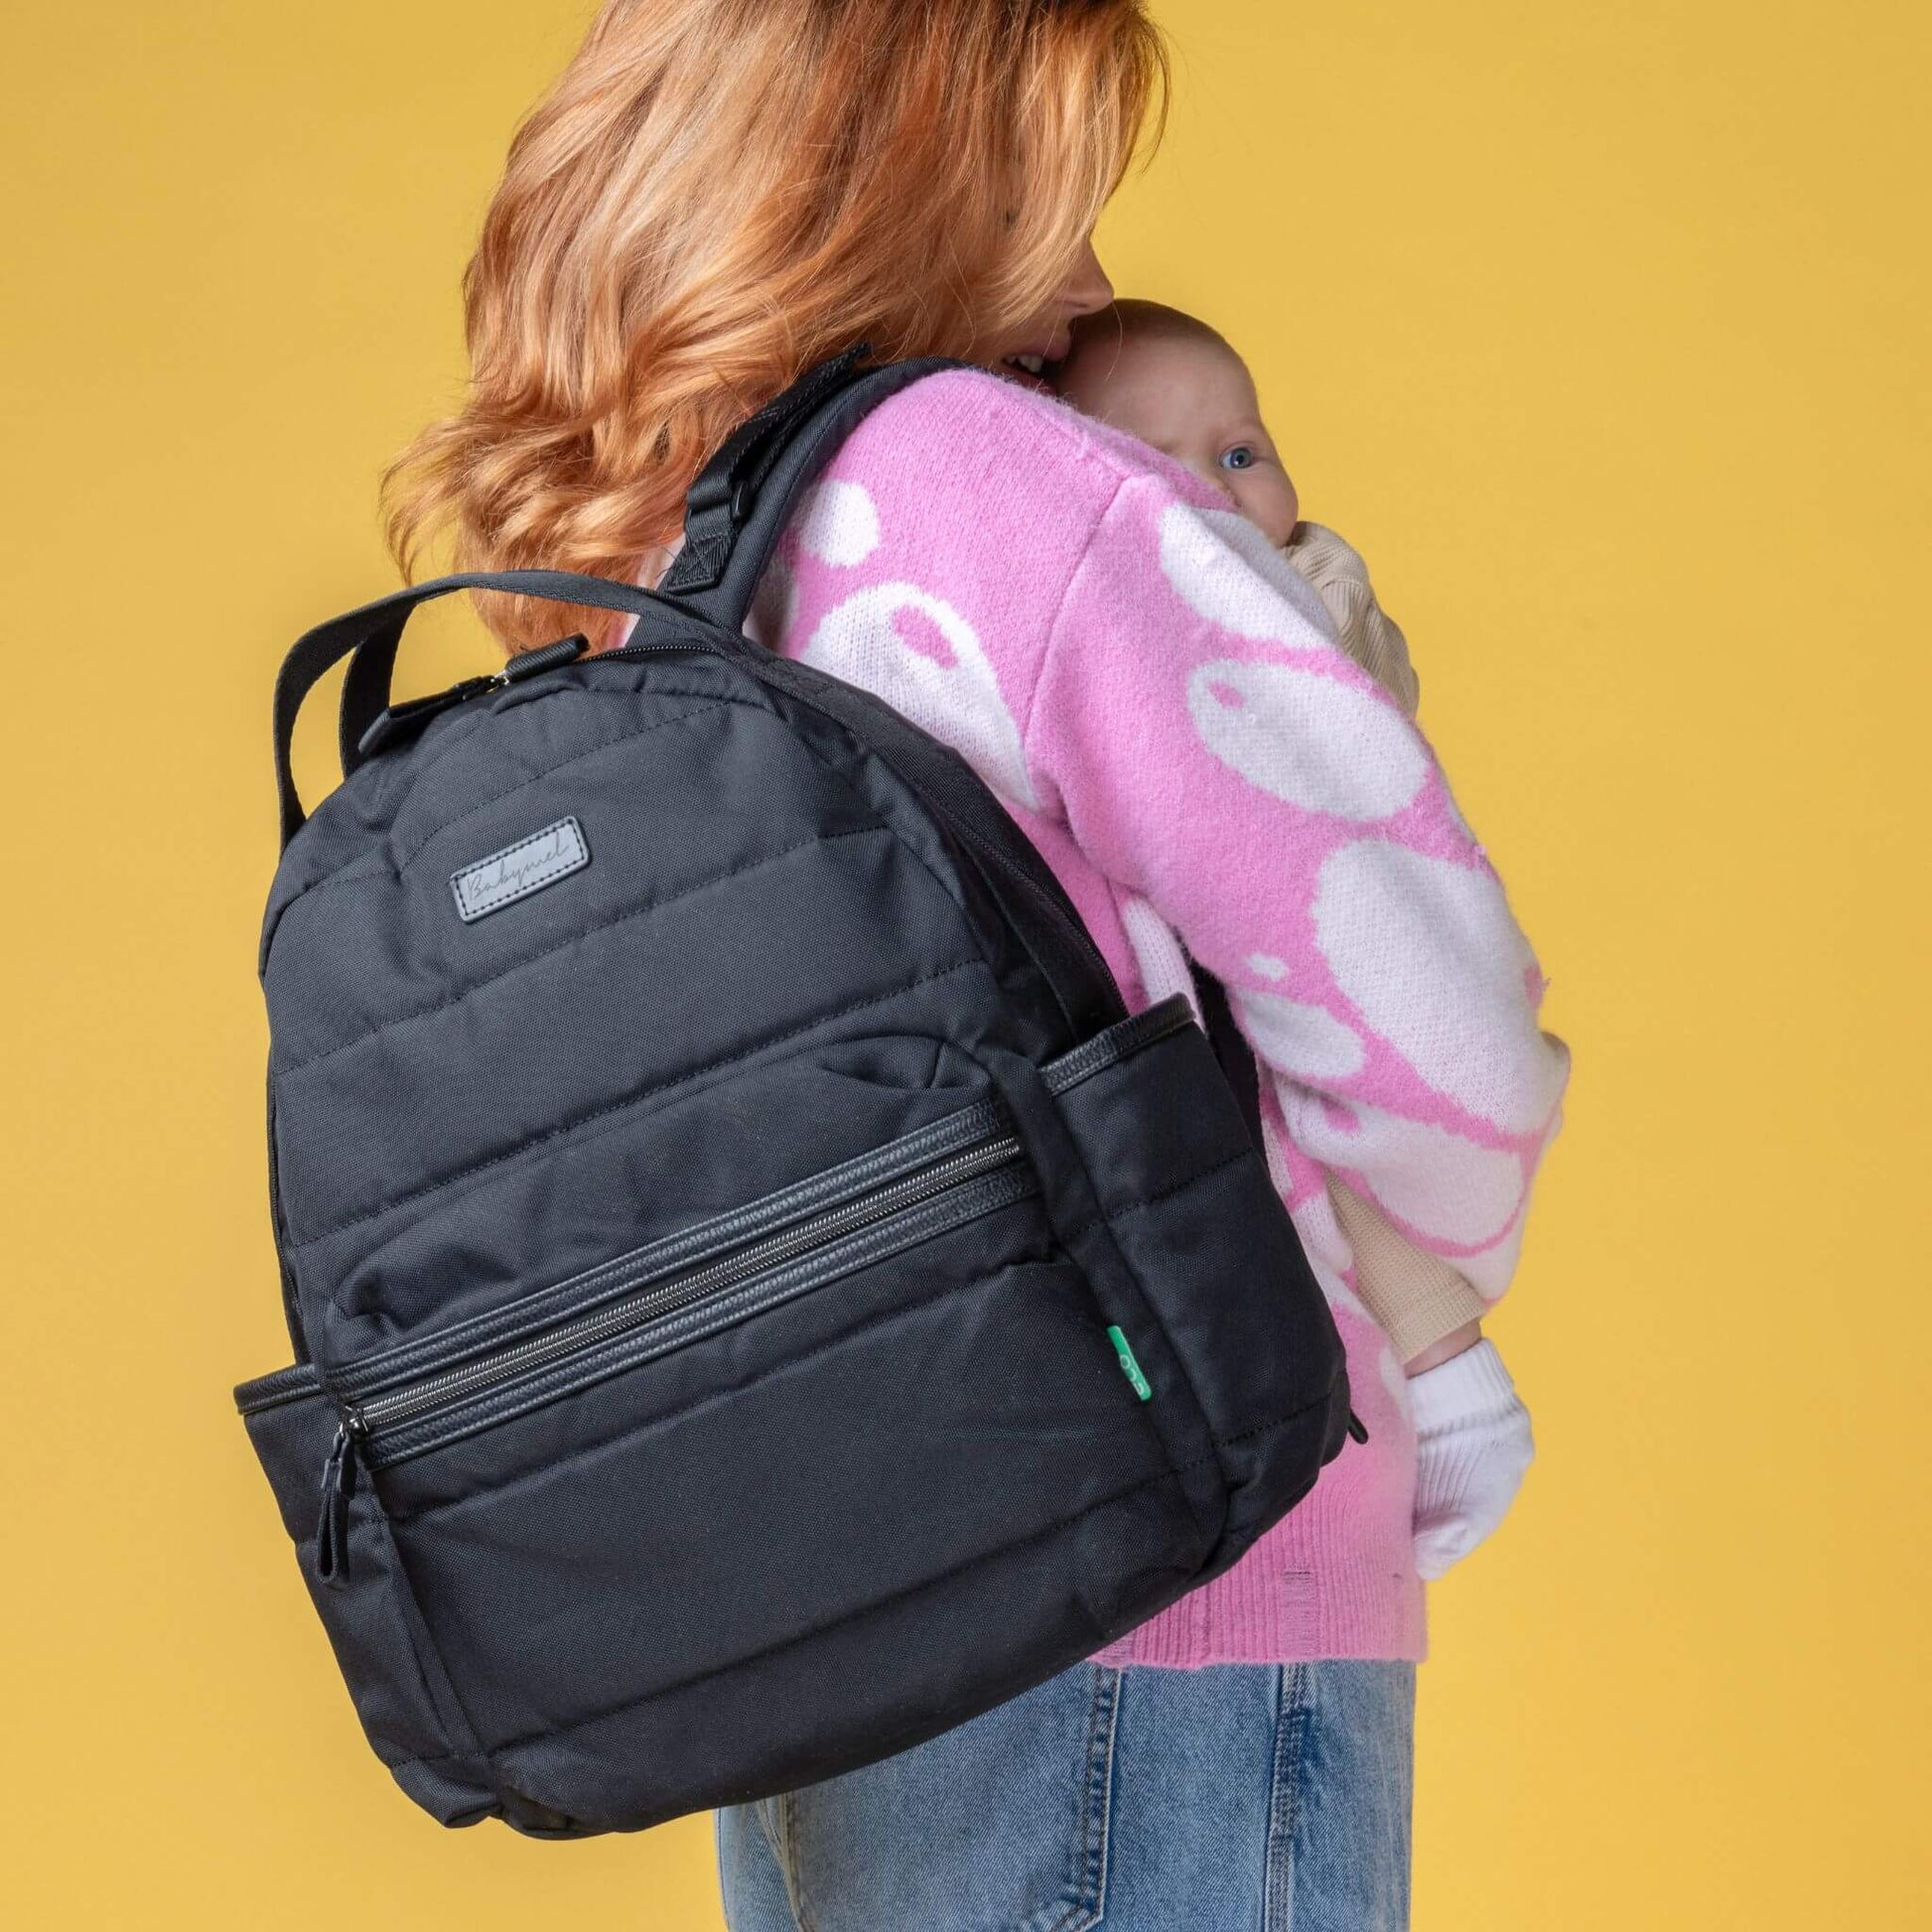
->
xmin=1022 ymin=476 xmax=1568 ymax=1305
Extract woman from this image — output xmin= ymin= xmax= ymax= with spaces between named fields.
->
xmin=384 ymin=3 xmax=1567 ymax=1925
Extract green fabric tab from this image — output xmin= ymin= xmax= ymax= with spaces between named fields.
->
xmin=1106 ymin=1324 xmax=1153 ymax=1402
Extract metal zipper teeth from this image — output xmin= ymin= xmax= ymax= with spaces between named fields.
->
xmin=366 ymin=1164 xmax=1035 ymax=1476
xmin=352 ymin=1132 xmax=1024 ymax=1443
xmin=334 ymin=1097 xmax=1007 ymax=1407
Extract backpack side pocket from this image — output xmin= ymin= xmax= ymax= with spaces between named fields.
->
xmin=1040 ymin=1002 xmax=1353 ymax=1563
xmin=235 ymin=1367 xmax=515 ymax=1830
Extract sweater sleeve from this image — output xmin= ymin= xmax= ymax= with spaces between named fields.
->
xmin=1022 ymin=476 xmax=1568 ymax=1302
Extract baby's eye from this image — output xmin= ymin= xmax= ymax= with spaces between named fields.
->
xmin=1219 ymin=445 xmax=1257 ymax=472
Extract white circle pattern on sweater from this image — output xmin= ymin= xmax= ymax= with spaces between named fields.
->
xmin=1157 ymin=503 xmax=1335 ymax=643
xmin=1282 ymin=1090 xmax=1525 ymax=1249
xmin=794 ymin=479 xmax=881 ymax=566
xmin=1312 ymin=841 xmax=1561 ymax=1133
xmin=802 ymin=582 xmax=1037 ymax=808
xmin=1187 ymin=658 xmax=1430 ymax=821
xmin=1233 ymin=986 xmax=1365 ymax=1081
xmin=1198 ymin=507 xmax=1357 ymax=641
xmin=1118 ymin=895 xmax=1203 ymax=1019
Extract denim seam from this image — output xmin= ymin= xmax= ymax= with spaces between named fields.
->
xmin=1264 ymin=1662 xmax=1312 ymax=1932
xmin=1040 ymin=1665 xmax=1118 ymax=1932
xmin=767 ymin=1792 xmax=806 ymax=1932
xmin=784 ymin=1784 xmax=821 ymax=1932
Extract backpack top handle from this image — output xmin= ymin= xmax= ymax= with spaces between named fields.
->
xmin=270 ymin=348 xmax=959 ymax=855
xmin=269 ymin=567 xmax=674 ymax=853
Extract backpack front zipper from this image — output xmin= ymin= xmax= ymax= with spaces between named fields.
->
xmin=314 ymin=1122 xmax=1029 ymax=1584
xmin=301 ymin=1000 xmax=1200 ymax=1587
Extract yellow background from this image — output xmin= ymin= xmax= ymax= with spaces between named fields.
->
xmin=4 ymin=1 xmax=1926 ymax=1923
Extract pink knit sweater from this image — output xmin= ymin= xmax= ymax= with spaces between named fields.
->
xmin=645 ymin=368 xmax=1568 ymax=1665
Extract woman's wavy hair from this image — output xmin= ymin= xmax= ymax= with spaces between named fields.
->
xmin=381 ymin=0 xmax=1167 ymax=650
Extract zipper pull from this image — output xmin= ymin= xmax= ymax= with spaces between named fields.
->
xmin=500 ymin=631 xmax=590 ymax=684
xmin=1346 ymin=1410 xmax=1369 ymax=1446
xmin=316 ymin=1416 xmax=363 ymax=1587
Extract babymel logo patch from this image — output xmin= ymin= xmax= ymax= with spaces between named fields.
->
xmin=450 ymin=817 xmax=590 ymax=923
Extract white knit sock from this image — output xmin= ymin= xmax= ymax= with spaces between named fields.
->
xmin=1409 ymin=1339 xmax=1534 ymax=1582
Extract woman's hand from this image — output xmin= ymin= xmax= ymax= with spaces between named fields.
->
xmin=1407 ymin=1337 xmax=1535 ymax=1582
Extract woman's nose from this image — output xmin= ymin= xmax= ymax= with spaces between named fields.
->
xmin=1059 ymin=237 xmax=1115 ymax=321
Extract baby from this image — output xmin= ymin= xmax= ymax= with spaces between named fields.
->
xmin=1057 ymin=301 xmax=1531 ymax=1580
xmin=1058 ymin=299 xmax=1420 ymax=715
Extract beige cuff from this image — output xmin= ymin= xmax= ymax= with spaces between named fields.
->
xmin=1327 ymin=1176 xmax=1488 ymax=1363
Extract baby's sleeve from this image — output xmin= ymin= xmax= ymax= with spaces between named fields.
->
xmin=1328 ymin=1176 xmax=1490 ymax=1360
xmin=1282 ymin=520 xmax=1421 ymax=718
xmin=1022 ymin=476 xmax=1568 ymax=1305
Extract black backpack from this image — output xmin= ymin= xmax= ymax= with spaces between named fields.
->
xmin=235 ymin=350 xmax=1353 ymax=1838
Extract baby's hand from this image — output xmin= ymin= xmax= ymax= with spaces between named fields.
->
xmin=1409 ymin=1339 xmax=1534 ymax=1581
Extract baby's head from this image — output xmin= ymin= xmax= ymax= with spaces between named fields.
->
xmin=1057 ymin=301 xmax=1299 ymax=546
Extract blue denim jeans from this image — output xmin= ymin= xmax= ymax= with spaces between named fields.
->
xmin=717 ymin=1659 xmax=1415 ymax=1931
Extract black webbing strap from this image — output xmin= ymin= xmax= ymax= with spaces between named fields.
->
xmin=1190 ymin=964 xmax=1267 ymax=1153
xmin=337 ymin=621 xmax=405 ymax=782
xmin=659 ymin=350 xmax=966 ymax=633
xmin=270 ymin=569 xmax=673 ymax=852
xmin=655 ymin=345 xmax=1121 ymax=1043
xmin=658 ymin=345 xmax=875 ymax=600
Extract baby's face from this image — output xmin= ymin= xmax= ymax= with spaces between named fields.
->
xmin=1058 ymin=327 xmax=1299 ymax=546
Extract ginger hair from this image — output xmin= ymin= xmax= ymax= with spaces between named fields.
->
xmin=381 ymin=0 xmax=1167 ymax=649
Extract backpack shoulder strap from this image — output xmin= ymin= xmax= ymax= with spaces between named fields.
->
xmin=658 ymin=349 xmax=965 ymax=632
xmin=660 ymin=351 xmax=1129 ymax=1047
